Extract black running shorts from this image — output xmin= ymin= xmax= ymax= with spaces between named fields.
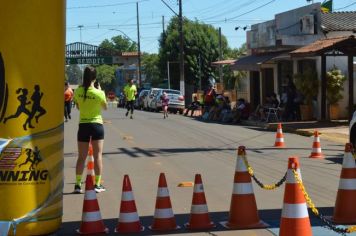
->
xmin=77 ymin=123 xmax=104 ymax=142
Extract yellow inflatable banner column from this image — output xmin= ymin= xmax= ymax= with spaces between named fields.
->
xmin=0 ymin=1 xmax=65 ymax=235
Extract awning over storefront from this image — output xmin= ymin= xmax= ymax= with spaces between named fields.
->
xmin=211 ymin=59 xmax=237 ymax=66
xmin=290 ymin=35 xmax=356 ymax=57
xmin=231 ymin=51 xmax=287 ymax=71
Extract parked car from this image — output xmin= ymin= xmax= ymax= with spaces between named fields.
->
xmin=154 ymin=89 xmax=185 ymax=114
xmin=350 ymin=111 xmax=356 ymax=147
xmin=135 ymin=89 xmax=149 ymax=109
xmin=144 ymin=88 xmax=162 ymax=111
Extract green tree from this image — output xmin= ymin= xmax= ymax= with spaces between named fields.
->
xmin=326 ymin=67 xmax=346 ymax=105
xmin=225 ymin=43 xmax=247 ymax=59
xmin=65 ymin=65 xmax=82 ymax=85
xmin=222 ymin=43 xmax=247 ymax=90
xmin=99 ymin=35 xmax=137 ymax=52
xmin=96 ymin=35 xmax=137 ymax=92
xmin=95 ymin=65 xmax=117 ymax=92
xmin=142 ymin=53 xmax=160 ymax=86
xmin=158 ymin=17 xmax=228 ymax=90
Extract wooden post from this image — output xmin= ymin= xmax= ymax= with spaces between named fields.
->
xmin=349 ymin=55 xmax=354 ymax=120
xmin=321 ymin=54 xmax=326 ymax=120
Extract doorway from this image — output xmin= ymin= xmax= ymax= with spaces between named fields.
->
xmin=250 ymin=71 xmax=260 ymax=109
xmin=262 ymin=68 xmax=274 ymax=101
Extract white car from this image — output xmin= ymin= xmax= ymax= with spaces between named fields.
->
xmin=350 ymin=111 xmax=356 ymax=147
xmin=154 ymin=89 xmax=185 ymax=114
xmin=144 ymin=88 xmax=162 ymax=111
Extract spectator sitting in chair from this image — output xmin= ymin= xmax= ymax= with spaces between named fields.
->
xmin=219 ymin=96 xmax=232 ymax=122
xmin=209 ymin=95 xmax=225 ymax=121
xmin=184 ymin=96 xmax=201 ymax=117
xmin=231 ymin=98 xmax=249 ymax=123
xmin=259 ymin=93 xmax=279 ymax=121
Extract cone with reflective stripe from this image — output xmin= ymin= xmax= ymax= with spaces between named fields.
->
xmin=309 ymin=130 xmax=324 ymax=159
xmin=332 ymin=143 xmax=356 ymax=224
xmin=221 ymin=146 xmax=267 ymax=229
xmin=77 ymin=175 xmax=109 ymax=234
xmin=115 ymin=175 xmax=144 ymax=233
xmin=149 ymin=173 xmax=179 ymax=231
xmin=279 ymin=156 xmax=312 ymax=236
xmin=274 ymin=123 xmax=285 ymax=147
xmin=86 ymin=143 xmax=95 ymax=183
xmin=185 ymin=174 xmax=215 ymax=230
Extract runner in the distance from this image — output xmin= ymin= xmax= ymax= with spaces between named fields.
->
xmin=123 ymin=79 xmax=137 ymax=119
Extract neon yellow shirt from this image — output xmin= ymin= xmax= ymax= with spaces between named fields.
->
xmin=124 ymin=84 xmax=137 ymax=101
xmin=74 ymin=86 xmax=106 ymax=124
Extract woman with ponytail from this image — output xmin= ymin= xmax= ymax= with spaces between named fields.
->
xmin=73 ymin=66 xmax=107 ymax=193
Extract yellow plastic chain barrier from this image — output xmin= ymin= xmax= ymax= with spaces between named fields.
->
xmin=292 ymin=169 xmax=356 ymax=234
xmin=242 ymin=155 xmax=286 ymax=190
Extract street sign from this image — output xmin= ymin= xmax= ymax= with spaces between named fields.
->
xmin=65 ymin=57 xmax=112 ymax=65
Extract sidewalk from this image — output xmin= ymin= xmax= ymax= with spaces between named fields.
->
xmin=241 ymin=119 xmax=350 ymax=144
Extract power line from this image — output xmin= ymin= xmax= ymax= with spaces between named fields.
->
xmin=67 ymin=22 xmax=161 ymax=30
xmin=199 ymin=0 xmax=259 ymax=21
xmin=67 ymin=0 xmax=150 ymax=9
xmin=334 ymin=1 xmax=356 ymax=10
xmin=187 ymin=0 xmax=236 ymax=16
xmin=227 ymin=0 xmax=276 ymax=21
xmin=203 ymin=18 xmax=266 ymax=25
xmin=160 ymin=0 xmax=178 ymax=15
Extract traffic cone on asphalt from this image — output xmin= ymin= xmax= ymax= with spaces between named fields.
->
xmin=279 ymin=156 xmax=312 ymax=236
xmin=274 ymin=123 xmax=285 ymax=147
xmin=185 ymin=174 xmax=215 ymax=230
xmin=309 ymin=130 xmax=324 ymax=159
xmin=86 ymin=143 xmax=95 ymax=183
xmin=332 ymin=143 xmax=356 ymax=224
xmin=115 ymin=175 xmax=144 ymax=233
xmin=149 ymin=173 xmax=179 ymax=231
xmin=77 ymin=175 xmax=108 ymax=234
xmin=221 ymin=146 xmax=267 ymax=229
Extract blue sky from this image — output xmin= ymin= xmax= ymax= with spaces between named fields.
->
xmin=66 ymin=0 xmax=356 ymax=54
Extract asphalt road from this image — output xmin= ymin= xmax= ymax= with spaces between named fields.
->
xmin=59 ymin=107 xmax=347 ymax=235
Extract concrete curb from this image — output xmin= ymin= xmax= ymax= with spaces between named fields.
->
xmin=241 ymin=120 xmax=349 ymax=144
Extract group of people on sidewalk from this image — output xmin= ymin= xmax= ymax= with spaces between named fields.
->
xmin=183 ymin=80 xmax=304 ymax=124
xmin=184 ymin=85 xmax=250 ymax=124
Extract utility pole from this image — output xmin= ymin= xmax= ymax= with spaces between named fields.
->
xmin=78 ymin=25 xmax=84 ymax=42
xmin=167 ymin=61 xmax=170 ymax=89
xmin=178 ymin=0 xmax=185 ymax=96
xmin=136 ymin=2 xmax=142 ymax=87
xmin=162 ymin=15 xmax=165 ymax=34
xmin=218 ymin=27 xmax=223 ymax=83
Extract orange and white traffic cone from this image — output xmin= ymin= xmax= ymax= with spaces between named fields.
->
xmin=149 ymin=173 xmax=179 ymax=231
xmin=77 ymin=175 xmax=108 ymax=234
xmin=86 ymin=143 xmax=95 ymax=183
xmin=274 ymin=123 xmax=285 ymax=147
xmin=332 ymin=143 xmax=356 ymax=224
xmin=221 ymin=146 xmax=267 ymax=229
xmin=115 ymin=175 xmax=144 ymax=233
xmin=185 ymin=174 xmax=215 ymax=230
xmin=309 ymin=130 xmax=324 ymax=159
xmin=279 ymin=156 xmax=312 ymax=236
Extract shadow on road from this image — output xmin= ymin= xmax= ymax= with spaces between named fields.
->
xmin=56 ymin=207 xmax=334 ymax=235
xmin=325 ymin=156 xmax=343 ymax=165
xmin=100 ymin=146 xmax=343 ymax=160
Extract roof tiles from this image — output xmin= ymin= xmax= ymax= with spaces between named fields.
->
xmin=321 ymin=12 xmax=356 ymax=32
